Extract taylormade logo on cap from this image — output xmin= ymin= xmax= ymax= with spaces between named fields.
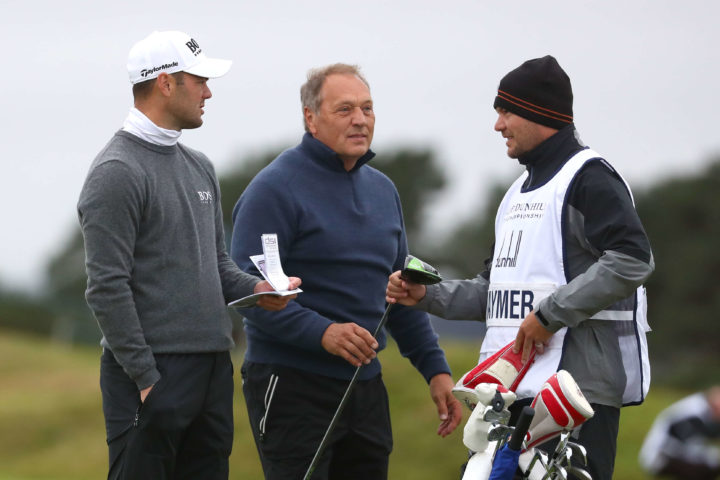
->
xmin=127 ymin=30 xmax=232 ymax=84
xmin=140 ymin=61 xmax=179 ymax=79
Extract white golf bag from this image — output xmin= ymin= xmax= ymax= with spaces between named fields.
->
xmin=459 ymin=369 xmax=595 ymax=480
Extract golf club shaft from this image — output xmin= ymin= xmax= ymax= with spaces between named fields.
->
xmin=303 ymin=303 xmax=394 ymax=480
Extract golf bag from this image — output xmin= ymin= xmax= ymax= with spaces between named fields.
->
xmin=460 ymin=370 xmax=595 ymax=480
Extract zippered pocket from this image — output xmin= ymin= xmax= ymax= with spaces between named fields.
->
xmin=132 ymin=380 xmax=161 ymax=428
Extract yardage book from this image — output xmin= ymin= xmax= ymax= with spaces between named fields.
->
xmin=228 ymin=234 xmax=302 ymax=308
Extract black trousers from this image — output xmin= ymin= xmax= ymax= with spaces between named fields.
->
xmin=100 ymin=349 xmax=234 ymax=480
xmin=241 ymin=362 xmax=393 ymax=480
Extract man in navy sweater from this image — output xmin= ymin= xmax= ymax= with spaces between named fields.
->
xmin=230 ymin=63 xmax=461 ymax=479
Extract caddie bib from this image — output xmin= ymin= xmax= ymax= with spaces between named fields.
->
xmin=482 ymin=148 xmax=650 ymax=404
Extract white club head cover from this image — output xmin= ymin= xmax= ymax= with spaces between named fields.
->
xmin=475 ymin=382 xmax=517 ymax=407
xmin=453 ymin=370 xmax=521 ymax=411
xmin=525 ymin=370 xmax=594 ymax=449
xmin=462 ymin=384 xmax=517 ymax=452
xmin=455 ymin=341 xmax=537 ymax=401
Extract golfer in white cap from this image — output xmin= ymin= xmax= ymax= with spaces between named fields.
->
xmin=78 ymin=31 xmax=300 ymax=480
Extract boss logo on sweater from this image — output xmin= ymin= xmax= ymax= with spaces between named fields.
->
xmin=197 ymin=191 xmax=213 ymax=204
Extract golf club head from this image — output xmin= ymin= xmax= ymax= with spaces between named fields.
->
xmin=566 ymin=442 xmax=588 ymax=466
xmin=486 ymin=424 xmax=513 ymax=442
xmin=519 ymin=448 xmax=549 ymax=478
xmin=401 ymin=255 xmax=442 ymax=285
xmin=483 ymin=406 xmax=511 ymax=424
xmin=566 ymin=466 xmax=593 ymax=480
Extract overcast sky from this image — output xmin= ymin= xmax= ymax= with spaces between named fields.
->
xmin=2 ymin=0 xmax=719 ymax=291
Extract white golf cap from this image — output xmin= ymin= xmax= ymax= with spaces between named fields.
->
xmin=127 ymin=30 xmax=232 ymax=84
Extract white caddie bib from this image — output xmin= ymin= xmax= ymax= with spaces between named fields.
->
xmin=481 ymin=148 xmax=650 ymax=403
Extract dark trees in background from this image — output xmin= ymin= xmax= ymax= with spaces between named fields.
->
xmin=633 ymin=158 xmax=720 ymax=387
xmin=4 ymin=146 xmax=719 ymax=389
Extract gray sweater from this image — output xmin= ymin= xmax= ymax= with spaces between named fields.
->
xmin=78 ymin=131 xmax=259 ymax=389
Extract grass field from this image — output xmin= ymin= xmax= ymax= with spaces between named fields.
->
xmin=0 ymin=329 xmax=688 ymax=479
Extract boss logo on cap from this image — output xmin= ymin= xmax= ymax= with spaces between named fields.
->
xmin=186 ymin=39 xmax=202 ymax=56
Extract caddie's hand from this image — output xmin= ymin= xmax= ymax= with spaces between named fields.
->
xmin=321 ymin=323 xmax=378 ymax=367
xmin=254 ymin=278 xmax=302 ymax=311
xmin=140 ymin=384 xmax=154 ymax=403
xmin=513 ymin=310 xmax=553 ymax=364
xmin=429 ymin=373 xmax=462 ymax=437
xmin=385 ymin=270 xmax=426 ymax=306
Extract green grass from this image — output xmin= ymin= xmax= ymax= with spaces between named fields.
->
xmin=0 ymin=329 xmax=690 ymax=479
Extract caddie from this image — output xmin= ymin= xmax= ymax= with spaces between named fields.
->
xmin=386 ymin=55 xmax=655 ymax=480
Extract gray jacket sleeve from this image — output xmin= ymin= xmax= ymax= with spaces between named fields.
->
xmin=539 ymin=249 xmax=655 ymax=330
xmin=538 ymin=162 xmax=655 ymax=330
xmin=415 ymin=274 xmax=490 ymax=321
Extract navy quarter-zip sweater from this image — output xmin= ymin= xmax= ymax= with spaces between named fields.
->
xmin=230 ymin=133 xmax=450 ymax=382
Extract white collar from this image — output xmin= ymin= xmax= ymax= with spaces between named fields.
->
xmin=122 ymin=107 xmax=182 ymax=146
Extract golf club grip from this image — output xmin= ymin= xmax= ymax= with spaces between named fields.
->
xmin=508 ymin=406 xmax=535 ymax=451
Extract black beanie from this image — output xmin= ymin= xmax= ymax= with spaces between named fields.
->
xmin=493 ymin=55 xmax=573 ymax=130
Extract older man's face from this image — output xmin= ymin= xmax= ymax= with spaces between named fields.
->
xmin=305 ymin=74 xmax=375 ymax=170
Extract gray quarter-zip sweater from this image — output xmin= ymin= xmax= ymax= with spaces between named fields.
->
xmin=78 ymin=131 xmax=259 ymax=389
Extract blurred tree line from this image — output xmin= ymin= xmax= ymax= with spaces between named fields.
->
xmin=2 ymin=145 xmax=718 ymax=388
